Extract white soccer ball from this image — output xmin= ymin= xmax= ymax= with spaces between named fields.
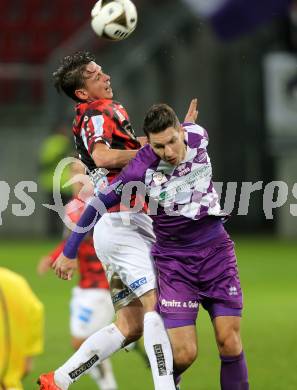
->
xmin=91 ymin=0 xmax=138 ymax=41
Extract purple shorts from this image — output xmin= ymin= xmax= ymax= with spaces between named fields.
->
xmin=152 ymin=237 xmax=243 ymax=329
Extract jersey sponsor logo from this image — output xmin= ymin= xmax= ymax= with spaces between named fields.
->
xmin=161 ymin=298 xmax=199 ymax=309
xmin=153 ymin=344 xmax=167 ymax=376
xmin=129 ymin=277 xmax=147 ymax=291
xmin=158 ymin=165 xmax=211 ymax=204
xmin=69 ymin=355 xmax=99 ymax=379
xmin=177 ymin=165 xmax=191 ymax=177
xmin=152 ymin=171 xmax=167 ymax=185
xmin=177 ymin=163 xmax=186 ymax=172
xmin=112 ymin=287 xmax=133 ymax=304
xmin=161 ymin=298 xmax=181 ymax=308
xmin=229 ymin=286 xmax=238 ymax=296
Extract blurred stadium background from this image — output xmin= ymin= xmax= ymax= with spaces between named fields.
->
xmin=0 ymin=0 xmax=297 ymax=389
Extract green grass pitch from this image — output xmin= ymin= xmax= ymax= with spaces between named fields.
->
xmin=0 ymin=237 xmax=296 ymax=389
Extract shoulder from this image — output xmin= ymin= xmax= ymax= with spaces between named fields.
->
xmin=83 ymin=100 xmax=105 ymax=117
xmin=0 ymin=268 xmax=34 ymax=299
xmin=183 ymin=123 xmax=208 ymax=138
xmin=183 ymin=123 xmax=209 ymax=148
xmin=0 ymin=267 xmax=26 ymax=285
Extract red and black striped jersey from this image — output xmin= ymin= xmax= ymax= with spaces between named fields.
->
xmin=48 ymin=197 xmax=109 ymax=289
xmin=77 ymin=238 xmax=109 ymax=289
xmin=72 ymin=98 xmax=141 ymax=183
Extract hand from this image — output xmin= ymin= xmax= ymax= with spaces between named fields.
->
xmin=137 ymin=136 xmax=148 ymax=147
xmin=52 ymin=253 xmax=77 ymax=280
xmin=37 ymin=256 xmax=52 ymax=275
xmin=184 ymin=98 xmax=198 ymax=124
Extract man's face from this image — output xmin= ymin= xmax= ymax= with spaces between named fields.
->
xmin=75 ymin=61 xmax=113 ymax=101
xmin=149 ymin=126 xmax=186 ymax=166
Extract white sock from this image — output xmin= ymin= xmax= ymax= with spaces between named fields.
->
xmin=54 ymin=324 xmax=125 ymax=389
xmin=143 ymin=311 xmax=175 ymax=390
xmin=88 ymin=359 xmax=118 ymax=390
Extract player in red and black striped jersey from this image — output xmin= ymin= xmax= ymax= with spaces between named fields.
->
xmin=37 ymin=161 xmax=117 ymax=390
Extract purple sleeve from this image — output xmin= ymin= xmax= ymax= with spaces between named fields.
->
xmin=63 ymin=151 xmax=149 ymax=259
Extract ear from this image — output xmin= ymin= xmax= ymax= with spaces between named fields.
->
xmin=75 ymin=88 xmax=89 ymax=101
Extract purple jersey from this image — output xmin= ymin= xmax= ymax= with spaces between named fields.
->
xmin=110 ymin=123 xmax=226 ymax=245
xmin=64 ymin=123 xmax=226 ymax=257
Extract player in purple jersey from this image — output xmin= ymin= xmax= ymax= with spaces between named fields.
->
xmin=54 ymin=103 xmax=249 ymax=390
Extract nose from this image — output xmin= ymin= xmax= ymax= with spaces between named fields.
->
xmin=164 ymin=145 xmax=174 ymax=159
xmin=103 ymin=72 xmax=110 ymax=81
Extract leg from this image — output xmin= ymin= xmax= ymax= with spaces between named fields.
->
xmin=97 ymin=213 xmax=176 ymax=390
xmin=212 ymin=315 xmax=249 ymax=390
xmin=139 ymin=289 xmax=176 ymax=390
xmin=54 ymin=300 xmax=144 ymax=390
xmin=199 ymin=237 xmax=249 ymax=389
xmin=213 ymin=316 xmax=242 ymax=357
xmin=167 ymin=325 xmax=198 ymax=376
xmin=69 ymin=287 xmax=119 ymax=390
xmin=71 ymin=337 xmax=117 ymax=390
xmin=151 ymin=245 xmax=200 ymax=388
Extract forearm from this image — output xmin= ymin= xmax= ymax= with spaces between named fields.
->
xmin=92 ymin=148 xmax=138 ymax=169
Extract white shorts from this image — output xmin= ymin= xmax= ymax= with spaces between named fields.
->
xmin=70 ymin=287 xmax=115 ymax=339
xmin=93 ymin=212 xmax=156 ymax=309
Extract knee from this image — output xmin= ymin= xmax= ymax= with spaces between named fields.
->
xmin=173 ymin=343 xmax=198 ymax=373
xmin=115 ymin=317 xmax=143 ymax=345
xmin=216 ymin=329 xmax=242 ymax=356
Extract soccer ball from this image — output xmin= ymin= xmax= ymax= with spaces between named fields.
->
xmin=91 ymin=0 xmax=138 ymax=41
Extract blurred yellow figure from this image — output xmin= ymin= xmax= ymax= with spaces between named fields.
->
xmin=0 ymin=268 xmax=44 ymax=390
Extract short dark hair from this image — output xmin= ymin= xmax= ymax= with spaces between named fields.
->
xmin=143 ymin=104 xmax=179 ymax=137
xmin=53 ymin=51 xmax=96 ymax=102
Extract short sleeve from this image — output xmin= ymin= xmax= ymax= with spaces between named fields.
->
xmin=183 ymin=123 xmax=209 ymax=149
xmin=82 ymin=111 xmax=116 ymax=154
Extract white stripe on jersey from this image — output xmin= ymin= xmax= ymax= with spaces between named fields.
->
xmin=81 ymin=127 xmax=89 ymax=151
xmin=91 ymin=115 xmax=105 ymax=137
